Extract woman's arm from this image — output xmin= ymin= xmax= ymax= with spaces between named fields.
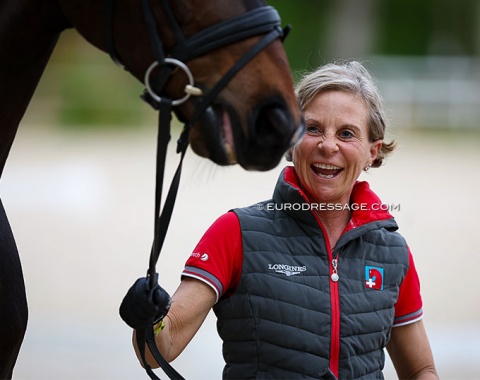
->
xmin=386 ymin=320 xmax=438 ymax=379
xmin=133 ymin=277 xmax=216 ymax=367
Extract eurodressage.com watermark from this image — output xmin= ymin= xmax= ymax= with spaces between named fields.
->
xmin=256 ymin=202 xmax=401 ymax=212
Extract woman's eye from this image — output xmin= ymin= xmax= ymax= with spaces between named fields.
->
xmin=306 ymin=125 xmax=321 ymax=134
xmin=339 ymin=130 xmax=354 ymax=139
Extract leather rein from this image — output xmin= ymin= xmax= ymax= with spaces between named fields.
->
xmin=105 ymin=1 xmax=290 ymax=378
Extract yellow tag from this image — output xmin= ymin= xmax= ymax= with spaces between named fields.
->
xmin=153 ymin=320 xmax=165 ymax=336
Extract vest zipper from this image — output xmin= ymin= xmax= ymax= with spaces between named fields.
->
xmin=311 ymin=211 xmax=341 ymax=378
xmin=329 ymin=253 xmax=340 ymax=378
xmin=331 ymin=257 xmax=339 ymax=282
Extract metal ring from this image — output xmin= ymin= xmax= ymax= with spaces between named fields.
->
xmin=144 ymin=58 xmax=195 ymax=106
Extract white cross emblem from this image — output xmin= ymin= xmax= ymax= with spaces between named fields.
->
xmin=366 ymin=278 xmax=376 ymax=288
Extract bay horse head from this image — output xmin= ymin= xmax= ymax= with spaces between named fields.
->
xmin=58 ymin=0 xmax=304 ymax=171
xmin=0 ymin=2 xmax=305 ymax=377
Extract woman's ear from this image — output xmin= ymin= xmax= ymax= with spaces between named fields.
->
xmin=370 ymin=140 xmax=382 ymax=162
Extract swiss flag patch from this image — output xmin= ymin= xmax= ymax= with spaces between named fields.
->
xmin=365 ymin=266 xmax=384 ymax=290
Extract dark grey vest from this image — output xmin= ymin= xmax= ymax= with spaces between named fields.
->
xmin=213 ymin=170 xmax=409 ymax=379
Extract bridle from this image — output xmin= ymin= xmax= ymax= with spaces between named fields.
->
xmin=105 ymin=1 xmax=291 ymax=378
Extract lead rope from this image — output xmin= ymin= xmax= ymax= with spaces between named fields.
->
xmin=106 ymin=0 xmax=191 ymax=376
xmin=140 ymin=101 xmax=186 ymax=380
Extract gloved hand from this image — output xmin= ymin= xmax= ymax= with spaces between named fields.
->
xmin=119 ymin=274 xmax=171 ymax=330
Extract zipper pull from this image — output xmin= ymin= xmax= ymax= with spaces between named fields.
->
xmin=331 ymin=257 xmax=339 ymax=282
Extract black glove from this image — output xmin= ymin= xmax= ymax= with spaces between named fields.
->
xmin=119 ymin=274 xmax=171 ymax=330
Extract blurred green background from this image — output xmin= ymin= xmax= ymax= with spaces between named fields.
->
xmin=24 ymin=0 xmax=480 ymax=131
xmin=271 ymin=0 xmax=479 ymax=72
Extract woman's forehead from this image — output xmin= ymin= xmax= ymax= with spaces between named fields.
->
xmin=303 ymin=91 xmax=369 ymax=126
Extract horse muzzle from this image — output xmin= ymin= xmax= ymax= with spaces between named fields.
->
xmin=194 ymin=99 xmax=304 ymax=171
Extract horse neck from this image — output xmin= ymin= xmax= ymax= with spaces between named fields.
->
xmin=0 ymin=0 xmax=69 ymax=177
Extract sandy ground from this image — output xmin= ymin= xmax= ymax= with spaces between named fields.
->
xmin=1 ymin=125 xmax=479 ymax=379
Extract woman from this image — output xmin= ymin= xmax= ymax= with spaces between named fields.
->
xmin=127 ymin=61 xmax=438 ymax=379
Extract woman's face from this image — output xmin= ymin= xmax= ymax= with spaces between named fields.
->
xmin=292 ymin=90 xmax=382 ymax=205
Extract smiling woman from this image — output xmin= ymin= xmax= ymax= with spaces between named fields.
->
xmin=129 ymin=61 xmax=439 ymax=379
xmin=292 ymin=90 xmax=382 ymax=210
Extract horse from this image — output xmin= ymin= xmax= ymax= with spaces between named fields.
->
xmin=0 ymin=0 xmax=304 ymax=378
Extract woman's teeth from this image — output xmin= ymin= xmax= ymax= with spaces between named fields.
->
xmin=313 ymin=163 xmax=341 ymax=170
xmin=312 ymin=163 xmax=342 ymax=178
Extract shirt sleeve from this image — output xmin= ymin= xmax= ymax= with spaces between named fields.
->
xmin=393 ymin=248 xmax=424 ymax=327
xmin=181 ymin=211 xmax=243 ymax=303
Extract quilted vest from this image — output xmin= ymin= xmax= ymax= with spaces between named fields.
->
xmin=213 ymin=168 xmax=409 ymax=379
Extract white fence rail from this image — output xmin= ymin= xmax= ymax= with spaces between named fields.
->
xmin=369 ymin=55 xmax=480 ymax=129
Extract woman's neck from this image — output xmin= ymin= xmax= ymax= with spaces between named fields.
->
xmin=315 ymin=208 xmax=351 ymax=249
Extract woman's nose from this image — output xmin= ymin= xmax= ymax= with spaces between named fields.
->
xmin=318 ymin=134 xmax=339 ymax=154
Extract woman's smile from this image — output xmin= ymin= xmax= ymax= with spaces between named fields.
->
xmin=311 ymin=163 xmax=343 ymax=179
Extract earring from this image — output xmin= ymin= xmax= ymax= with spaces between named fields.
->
xmin=364 ymin=162 xmax=372 ymax=171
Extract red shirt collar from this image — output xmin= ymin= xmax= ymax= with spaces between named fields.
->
xmin=283 ymin=166 xmax=393 ymax=230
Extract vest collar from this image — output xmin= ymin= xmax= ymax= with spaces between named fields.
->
xmin=279 ymin=166 xmax=395 ymax=231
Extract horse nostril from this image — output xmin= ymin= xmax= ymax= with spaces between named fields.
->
xmin=238 ymin=99 xmax=297 ymax=170
xmin=253 ymin=103 xmax=292 ymax=147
